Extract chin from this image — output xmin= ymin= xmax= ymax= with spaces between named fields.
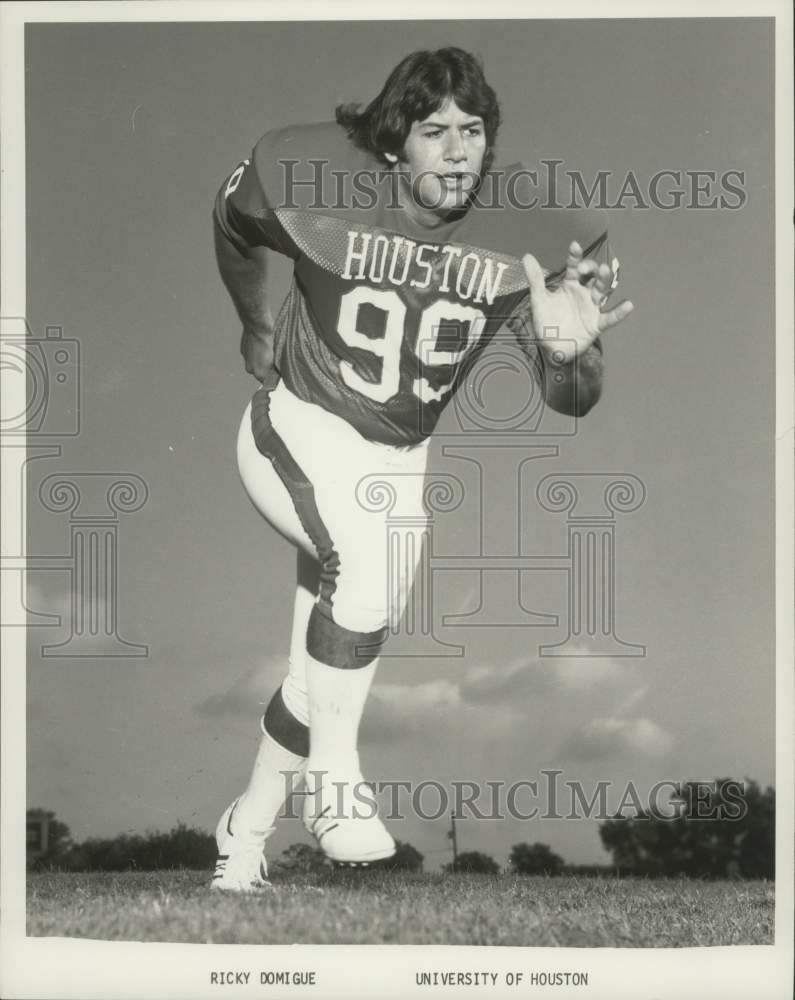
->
xmin=431 ymin=188 xmax=472 ymax=215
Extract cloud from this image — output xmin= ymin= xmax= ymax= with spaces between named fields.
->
xmin=361 ymin=679 xmax=461 ymax=744
xmin=194 ymin=657 xmax=286 ymax=718
xmin=613 ymin=684 xmax=650 ymax=715
xmin=459 ymin=647 xmax=639 ymax=707
xmin=459 ymin=658 xmax=555 ymax=704
xmin=373 ymin=679 xmax=461 ymax=714
xmin=546 ymin=649 xmax=635 ymax=692
xmin=557 ymin=716 xmax=675 ymax=763
xmin=362 ymin=645 xmax=647 ymax=747
xmin=194 ymin=642 xmax=652 ymax=751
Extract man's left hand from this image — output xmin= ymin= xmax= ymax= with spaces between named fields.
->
xmin=522 ymin=241 xmax=634 ymax=363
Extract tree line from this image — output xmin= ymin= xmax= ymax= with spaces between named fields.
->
xmin=27 ymin=778 xmax=773 ymax=879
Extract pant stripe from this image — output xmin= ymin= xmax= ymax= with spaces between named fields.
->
xmin=250 ymin=377 xmax=389 ymax=668
xmin=250 ymin=377 xmax=340 ymax=615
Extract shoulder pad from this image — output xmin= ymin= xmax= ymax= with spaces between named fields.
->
xmin=252 ymin=121 xmax=376 ymax=213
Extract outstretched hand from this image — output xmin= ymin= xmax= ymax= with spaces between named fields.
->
xmin=522 ymin=241 xmax=634 ymax=364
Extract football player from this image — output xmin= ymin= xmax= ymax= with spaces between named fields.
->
xmin=211 ymin=47 xmax=632 ymax=891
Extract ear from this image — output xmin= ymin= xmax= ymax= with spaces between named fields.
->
xmin=384 ymin=152 xmax=398 ymax=164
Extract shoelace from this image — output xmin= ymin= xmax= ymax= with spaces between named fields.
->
xmin=215 ymin=816 xmax=275 ymax=886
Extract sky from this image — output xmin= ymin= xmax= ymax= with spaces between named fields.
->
xmin=20 ymin=18 xmax=775 ymax=868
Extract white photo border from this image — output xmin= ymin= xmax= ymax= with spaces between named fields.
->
xmin=1 ymin=3 xmax=792 ymax=998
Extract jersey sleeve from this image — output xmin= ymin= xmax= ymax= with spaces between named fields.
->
xmin=213 ymin=150 xmax=297 ymax=258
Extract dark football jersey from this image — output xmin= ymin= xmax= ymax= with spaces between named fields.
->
xmin=214 ymin=121 xmax=611 ymax=445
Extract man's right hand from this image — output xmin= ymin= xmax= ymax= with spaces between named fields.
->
xmin=240 ymin=324 xmax=275 ymax=382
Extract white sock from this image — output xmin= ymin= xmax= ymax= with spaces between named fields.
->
xmin=305 ymin=654 xmax=378 ymax=777
xmin=235 ymin=551 xmax=319 ymax=835
xmin=235 ymin=728 xmax=305 ymax=835
xmin=280 ymin=557 xmax=317 ymax=726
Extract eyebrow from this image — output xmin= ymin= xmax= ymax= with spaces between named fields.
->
xmin=419 ymin=118 xmax=483 ymax=130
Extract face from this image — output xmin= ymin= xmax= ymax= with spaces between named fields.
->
xmin=387 ymin=98 xmax=487 ymax=222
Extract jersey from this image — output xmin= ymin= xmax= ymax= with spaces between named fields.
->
xmin=214 ymin=121 xmax=611 ymax=446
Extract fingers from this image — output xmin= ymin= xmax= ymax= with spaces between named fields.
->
xmin=591 ymin=262 xmax=614 ymax=304
xmin=597 ymin=299 xmax=634 ymax=331
xmin=565 ymin=241 xmax=583 ymax=281
xmin=522 ymin=253 xmax=548 ymax=300
xmin=577 ymin=259 xmax=599 ymax=286
xmin=573 ymin=254 xmax=614 ymax=306
xmin=569 ymin=243 xmax=612 ymax=298
xmin=531 ymin=243 xmax=635 ymax=334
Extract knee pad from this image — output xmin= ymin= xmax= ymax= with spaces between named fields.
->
xmin=262 ymin=684 xmax=309 ymax=757
xmin=306 ymin=604 xmax=388 ymax=669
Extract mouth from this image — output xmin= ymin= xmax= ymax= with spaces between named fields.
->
xmin=440 ymin=173 xmax=474 ymax=191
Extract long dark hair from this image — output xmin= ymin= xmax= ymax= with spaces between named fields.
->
xmin=336 ymin=47 xmax=501 ymax=169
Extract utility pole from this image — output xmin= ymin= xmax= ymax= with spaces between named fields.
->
xmin=448 ymin=812 xmax=458 ymax=869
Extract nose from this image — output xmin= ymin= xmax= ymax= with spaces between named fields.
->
xmin=444 ymin=130 xmax=466 ymax=164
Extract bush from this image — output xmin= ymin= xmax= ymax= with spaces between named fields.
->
xmin=445 ymin=850 xmax=500 ymax=875
xmin=599 ymin=778 xmax=774 ymax=879
xmin=272 ymin=843 xmax=331 ymax=876
xmin=509 ymin=842 xmax=564 ymax=876
xmin=53 ymin=823 xmax=217 ymax=872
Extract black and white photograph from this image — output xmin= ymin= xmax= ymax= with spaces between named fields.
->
xmin=1 ymin=3 xmax=792 ymax=999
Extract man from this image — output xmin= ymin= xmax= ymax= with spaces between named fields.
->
xmin=212 ymin=47 xmax=632 ymax=891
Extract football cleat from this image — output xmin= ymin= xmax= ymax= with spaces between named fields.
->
xmin=302 ymin=767 xmax=395 ymax=865
xmin=211 ymin=798 xmax=273 ymax=892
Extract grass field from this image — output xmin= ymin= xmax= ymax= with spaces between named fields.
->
xmin=27 ymin=869 xmax=774 ymax=947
